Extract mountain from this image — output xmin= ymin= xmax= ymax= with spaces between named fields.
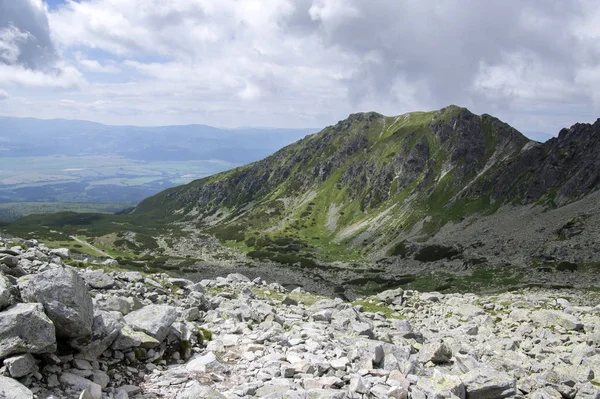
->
xmin=0 ymin=116 xmax=316 ymax=163
xmin=4 ymin=105 xmax=600 ymax=297
xmin=133 ymin=105 xmax=598 ymax=252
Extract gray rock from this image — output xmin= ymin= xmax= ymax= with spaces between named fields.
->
xmin=71 ymin=310 xmax=123 ymax=358
xmin=81 ymin=270 xmax=115 ymax=290
xmin=0 ymin=274 xmax=13 ymax=310
xmin=101 ymin=259 xmax=118 ymax=267
xmin=119 ymin=272 xmax=143 ymax=282
xmin=349 ymin=340 xmax=384 ymax=369
xmin=306 ymin=389 xmax=347 ymax=398
xmin=349 ymin=377 xmax=368 ymax=394
xmin=124 ymin=305 xmax=179 ymax=342
xmin=101 ymin=296 xmax=133 ymax=315
xmin=18 ymin=267 xmax=93 ymax=338
xmin=186 ymin=352 xmax=230 ymax=374
xmin=530 ymin=387 xmax=563 ymax=399
xmin=112 ymin=325 xmax=160 ymax=350
xmin=456 ymin=303 xmax=485 ymax=318
xmin=49 ymin=248 xmax=70 ymax=259
xmin=92 ymin=371 xmax=110 ymax=389
xmin=0 ymin=303 xmax=56 ymax=358
xmin=352 ymin=321 xmax=374 ymax=338
xmin=387 ymin=386 xmax=409 ymax=399
xmin=60 ymin=373 xmax=101 ymax=398
xmin=0 ymin=255 xmax=18 ymax=268
xmin=419 ymin=341 xmax=452 ymax=364
xmin=179 ymin=381 xmax=226 ymax=399
xmin=530 ymin=309 xmax=583 ymax=331
xmin=0 ymin=375 xmax=34 ymax=398
xmin=4 ymin=353 xmax=36 ymax=378
xmin=417 ymin=370 xmax=465 ymax=399
xmin=375 ymin=287 xmax=404 ymax=305
xmin=114 ymin=389 xmax=129 ymax=399
xmin=282 ymin=296 xmax=298 ymax=306
xmin=461 ymin=368 xmax=517 ymax=399
xmin=227 ymin=273 xmax=251 ymax=283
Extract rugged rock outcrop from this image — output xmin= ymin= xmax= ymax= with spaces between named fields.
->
xmin=18 ymin=267 xmax=93 ymax=339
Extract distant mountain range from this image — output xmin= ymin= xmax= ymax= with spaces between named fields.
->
xmin=0 ymin=117 xmax=316 ymax=218
xmin=0 ymin=116 xmax=316 ymax=164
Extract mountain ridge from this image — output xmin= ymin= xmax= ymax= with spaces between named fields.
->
xmin=3 ymin=105 xmax=600 ymax=296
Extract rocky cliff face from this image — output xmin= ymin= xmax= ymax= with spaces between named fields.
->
xmin=469 ymin=119 xmax=600 ymax=206
xmin=1 ymin=236 xmax=600 ymax=399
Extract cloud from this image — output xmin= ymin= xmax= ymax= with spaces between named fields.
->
xmin=0 ymin=62 xmax=84 ymax=88
xmin=0 ymin=0 xmax=57 ymax=69
xmin=0 ymin=0 xmax=84 ymax=89
xmin=0 ymin=88 xmax=8 ymax=100
xmin=288 ymin=1 xmax=591 ymax=110
xmin=77 ymin=58 xmax=121 ymax=74
xmin=0 ymin=0 xmax=597 ymax=135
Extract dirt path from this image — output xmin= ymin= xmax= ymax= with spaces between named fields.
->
xmin=69 ymin=235 xmax=112 ymax=258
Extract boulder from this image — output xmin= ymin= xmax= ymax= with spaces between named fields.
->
xmin=0 ymin=303 xmax=56 ymax=358
xmin=529 ymin=387 xmax=563 ymax=399
xmin=0 ymin=274 xmax=13 ymax=310
xmin=417 ymin=370 xmax=465 ymax=399
xmin=4 ymin=353 xmax=37 ymax=378
xmin=226 ymin=273 xmax=250 ymax=283
xmin=375 ymin=287 xmax=404 ymax=305
xmin=0 ymin=375 xmax=34 ymax=399
xmin=19 ymin=267 xmax=93 ymax=338
xmin=179 ymin=381 xmax=226 ymax=399
xmin=81 ymin=270 xmax=115 ymax=290
xmin=49 ymin=248 xmax=70 ymax=259
xmin=71 ymin=310 xmax=123 ymax=358
xmin=112 ymin=325 xmax=160 ymax=350
xmin=101 ymin=296 xmax=133 ymax=315
xmin=530 ymin=309 xmax=583 ymax=331
xmin=0 ymin=255 xmax=18 ymax=268
xmin=60 ymin=372 xmax=101 ymax=399
xmin=124 ymin=305 xmax=179 ymax=342
xmin=119 ymin=272 xmax=143 ymax=282
xmin=456 ymin=303 xmax=485 ymax=318
xmin=419 ymin=341 xmax=453 ymax=364
xmin=461 ymin=367 xmax=517 ymax=399
xmin=101 ymin=259 xmax=119 ymax=267
xmin=186 ymin=352 xmax=230 ymax=374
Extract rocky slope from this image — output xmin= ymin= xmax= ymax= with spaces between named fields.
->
xmin=1 ymin=237 xmax=600 ymax=398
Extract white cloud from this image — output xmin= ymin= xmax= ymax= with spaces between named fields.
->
xmin=0 ymin=25 xmax=34 ymax=65
xmin=0 ymin=0 xmax=597 ymax=135
xmin=75 ymin=53 xmax=120 ymax=73
xmin=0 ymin=63 xmax=84 ymax=89
xmin=0 ymin=88 xmax=8 ymax=100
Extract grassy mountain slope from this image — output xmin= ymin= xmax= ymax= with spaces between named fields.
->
xmin=129 ymin=106 xmax=536 ymax=261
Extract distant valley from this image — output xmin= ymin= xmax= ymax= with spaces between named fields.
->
xmin=0 ymin=116 xmax=315 ymax=221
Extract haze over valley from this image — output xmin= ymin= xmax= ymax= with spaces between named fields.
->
xmin=0 ymin=117 xmax=314 ymax=220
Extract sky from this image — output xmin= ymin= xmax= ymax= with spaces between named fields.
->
xmin=1 ymin=0 xmax=600 ymax=140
